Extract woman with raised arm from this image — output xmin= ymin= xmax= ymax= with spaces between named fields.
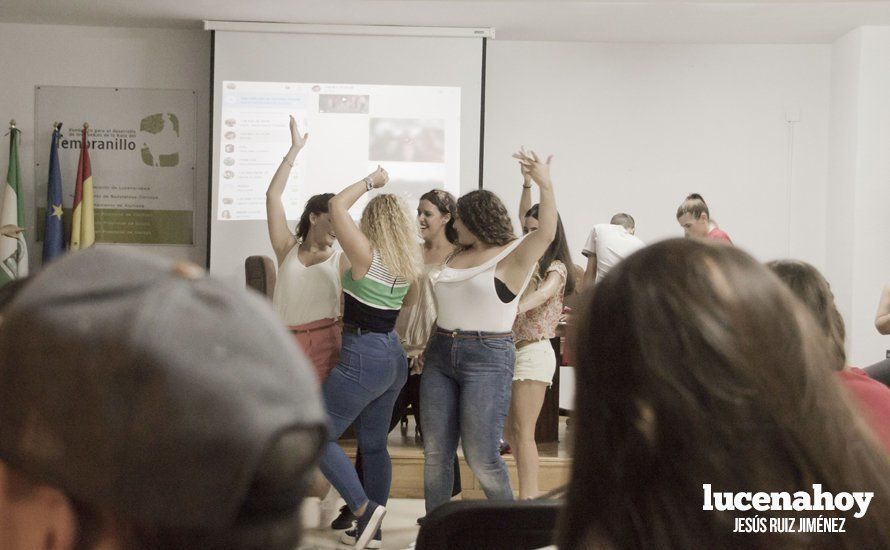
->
xmin=420 ymin=150 xmax=557 ymax=516
xmin=266 ymin=115 xmax=344 ymax=382
xmin=506 ymin=162 xmax=575 ymax=499
xmin=318 ymin=167 xmax=422 ymax=550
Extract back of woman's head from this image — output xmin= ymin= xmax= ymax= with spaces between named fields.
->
xmin=456 ymin=190 xmax=515 ymax=246
xmin=560 ymin=238 xmax=890 ymax=550
xmin=524 ymin=204 xmax=575 ymax=294
xmin=360 ymin=194 xmax=422 ymax=282
xmin=296 ymin=193 xmax=334 ymax=241
xmin=419 ymin=189 xmax=458 ymax=243
xmin=767 ymin=260 xmax=847 ymax=371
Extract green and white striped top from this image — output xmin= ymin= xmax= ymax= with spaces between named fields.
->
xmin=342 ymin=252 xmax=409 ymax=332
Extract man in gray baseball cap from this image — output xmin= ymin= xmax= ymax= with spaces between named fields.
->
xmin=0 ymin=248 xmax=326 ymax=549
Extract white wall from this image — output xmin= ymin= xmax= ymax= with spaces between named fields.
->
xmin=828 ymin=27 xmax=890 ymax=366
xmin=851 ymin=27 xmax=890 ymax=366
xmin=483 ymin=41 xmax=831 ymax=273
xmin=0 ymin=23 xmax=210 ymax=268
xmin=827 ymin=29 xmax=862 ymax=358
xmin=6 ymin=24 xmax=883 ymax=363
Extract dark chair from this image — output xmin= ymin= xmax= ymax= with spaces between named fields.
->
xmin=244 ymin=255 xmax=276 ymax=299
xmin=415 ymin=499 xmax=561 ymax=550
xmin=865 ymin=358 xmax=890 ymax=387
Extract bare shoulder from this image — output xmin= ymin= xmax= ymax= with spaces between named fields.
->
xmin=447 ymin=242 xmax=511 ymax=269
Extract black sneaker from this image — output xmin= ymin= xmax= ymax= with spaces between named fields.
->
xmin=331 ymin=504 xmax=357 ymax=530
xmin=416 ymin=515 xmax=425 ymax=526
xmin=341 ymin=526 xmax=382 ymax=549
xmin=342 ymin=501 xmax=386 ymax=549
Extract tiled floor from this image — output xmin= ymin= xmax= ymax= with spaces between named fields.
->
xmin=299 ymin=497 xmax=424 ymax=550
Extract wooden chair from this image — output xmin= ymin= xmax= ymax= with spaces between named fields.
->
xmin=244 ymin=255 xmax=276 ymax=299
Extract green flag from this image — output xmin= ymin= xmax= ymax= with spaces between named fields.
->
xmin=0 ymin=127 xmax=28 ymax=285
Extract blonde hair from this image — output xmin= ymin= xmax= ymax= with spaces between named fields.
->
xmin=360 ymin=194 xmax=423 ymax=283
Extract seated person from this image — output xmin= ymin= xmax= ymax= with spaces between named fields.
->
xmin=559 ymin=239 xmax=890 ymax=549
xmin=0 ymin=248 xmax=326 ymax=550
xmin=768 ymin=259 xmax=890 ymax=451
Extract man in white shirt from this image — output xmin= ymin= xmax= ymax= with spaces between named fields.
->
xmin=582 ymin=213 xmax=645 ymax=289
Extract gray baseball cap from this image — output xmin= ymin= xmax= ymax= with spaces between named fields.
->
xmin=0 ymin=248 xmax=326 ymax=530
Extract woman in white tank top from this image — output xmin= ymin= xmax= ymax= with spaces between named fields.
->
xmin=267 ymin=116 xmax=346 ymax=382
xmin=419 ymin=149 xmax=560 ymax=516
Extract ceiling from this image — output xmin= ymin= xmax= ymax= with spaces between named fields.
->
xmin=2 ymin=1 xmax=890 ymax=43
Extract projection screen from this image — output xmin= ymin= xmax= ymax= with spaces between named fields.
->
xmin=208 ymin=25 xmax=487 ymax=284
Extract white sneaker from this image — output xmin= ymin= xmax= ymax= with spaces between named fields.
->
xmin=318 ymin=492 xmax=339 ymax=529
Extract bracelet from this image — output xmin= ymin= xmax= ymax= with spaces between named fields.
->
xmin=363 ymin=177 xmax=374 ymax=191
xmin=282 ymin=156 xmax=294 ymax=168
xmin=523 ymin=184 xmax=532 ymax=189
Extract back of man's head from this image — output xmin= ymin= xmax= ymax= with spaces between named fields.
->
xmin=0 ymin=248 xmax=326 ymax=550
xmin=676 ymin=193 xmax=710 ymax=220
xmin=610 ymin=213 xmax=635 ymax=232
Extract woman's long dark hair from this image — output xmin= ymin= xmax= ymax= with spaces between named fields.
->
xmin=767 ymin=260 xmax=847 ymax=372
xmin=419 ymin=189 xmax=458 ymax=244
xmin=295 ymin=193 xmax=334 ymax=242
xmin=455 ymin=190 xmax=515 ymax=246
xmin=560 ymin=239 xmax=890 ymax=550
xmin=524 ymin=204 xmax=575 ymax=294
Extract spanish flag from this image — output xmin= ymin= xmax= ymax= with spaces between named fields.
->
xmin=70 ymin=125 xmax=94 ymax=250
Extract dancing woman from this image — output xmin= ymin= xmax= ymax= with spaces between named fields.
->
xmin=420 ymin=150 xmax=557 ymax=514
xmin=506 ymin=165 xmax=575 ymax=499
xmin=319 ymin=166 xmax=422 ymax=549
xmin=266 ymin=116 xmax=344 ymax=381
xmin=395 ymin=189 xmax=464 ymax=500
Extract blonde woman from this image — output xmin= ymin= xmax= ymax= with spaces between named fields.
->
xmin=318 ymin=167 xmax=422 ymax=550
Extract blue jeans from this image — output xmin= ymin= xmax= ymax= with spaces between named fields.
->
xmin=319 ymin=329 xmax=409 ymax=513
xmin=420 ymin=330 xmax=515 ymax=513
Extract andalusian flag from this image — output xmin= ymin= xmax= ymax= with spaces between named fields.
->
xmin=42 ymin=124 xmax=66 ymax=263
xmin=0 ymin=126 xmax=28 ymax=285
xmin=69 ymin=125 xmax=94 ymax=250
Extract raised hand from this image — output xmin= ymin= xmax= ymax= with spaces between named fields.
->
xmin=518 ymin=147 xmax=532 ymax=185
xmin=512 ymin=147 xmax=553 ymax=188
xmin=289 ymin=115 xmax=308 ymax=152
xmin=367 ymin=165 xmax=390 ymax=188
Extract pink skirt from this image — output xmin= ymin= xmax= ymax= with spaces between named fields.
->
xmin=289 ymin=318 xmax=341 ymax=382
